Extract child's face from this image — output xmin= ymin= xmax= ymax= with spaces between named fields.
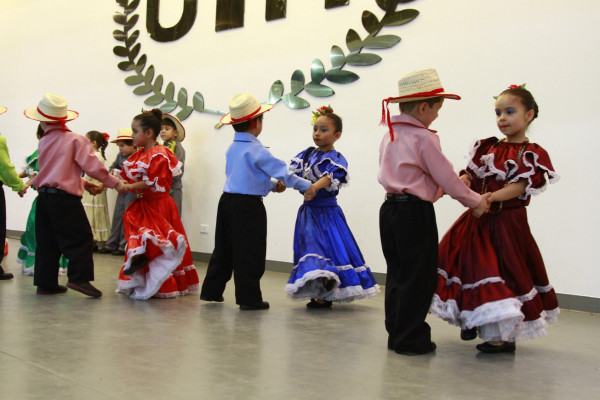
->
xmin=131 ymin=119 xmax=153 ymax=148
xmin=419 ymin=100 xmax=444 ymax=128
xmin=312 ymin=116 xmax=341 ymax=151
xmin=495 ymin=94 xmax=534 ymax=142
xmin=160 ymin=124 xmax=178 ymax=142
xmin=117 ymin=141 xmax=136 ymax=156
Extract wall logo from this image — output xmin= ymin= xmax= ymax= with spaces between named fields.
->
xmin=113 ymin=0 xmax=419 ymax=122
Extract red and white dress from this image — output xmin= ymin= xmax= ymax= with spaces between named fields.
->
xmin=430 ymin=137 xmax=560 ymax=342
xmin=116 ymin=145 xmax=199 ymax=300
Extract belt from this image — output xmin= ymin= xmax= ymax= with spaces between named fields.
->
xmin=39 ymin=187 xmax=71 ymax=196
xmin=385 ymin=193 xmax=422 ymax=202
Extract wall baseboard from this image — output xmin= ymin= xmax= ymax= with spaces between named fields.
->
xmin=6 ymin=231 xmax=597 ymax=314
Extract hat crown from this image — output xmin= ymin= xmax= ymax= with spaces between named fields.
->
xmin=38 ymin=93 xmax=69 ymax=119
xmin=117 ymin=128 xmax=133 ymax=137
xmin=397 ymin=68 xmax=444 ymax=97
xmin=229 ymin=92 xmax=262 ymax=122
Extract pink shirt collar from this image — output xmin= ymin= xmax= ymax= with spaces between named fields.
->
xmin=390 ymin=114 xmax=437 ymax=134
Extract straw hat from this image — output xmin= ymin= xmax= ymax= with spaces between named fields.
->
xmin=110 ymin=128 xmax=133 ymax=143
xmin=162 ymin=114 xmax=185 ymax=142
xmin=0 ymin=106 xmax=6 ymax=115
xmin=387 ymin=69 xmax=460 ymax=103
xmin=220 ymin=92 xmax=273 ymax=125
xmin=24 ymin=93 xmax=79 ymax=123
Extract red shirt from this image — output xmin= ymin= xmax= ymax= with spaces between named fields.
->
xmin=31 ymin=125 xmax=119 ymax=196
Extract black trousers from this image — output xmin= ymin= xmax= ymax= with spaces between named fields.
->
xmin=200 ymin=193 xmax=267 ymax=305
xmin=34 ymin=190 xmax=95 ymax=287
xmin=379 ymin=199 xmax=438 ymax=352
xmin=0 ymin=184 xmax=5 ymax=265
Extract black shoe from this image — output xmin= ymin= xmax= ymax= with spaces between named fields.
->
xmin=111 ymin=249 xmax=125 ymax=256
xmin=36 ymin=285 xmax=68 ymax=295
xmin=0 ymin=265 xmax=14 ymax=280
xmin=123 ymin=254 xmax=148 ymax=275
xmin=306 ymin=298 xmax=333 ymax=309
xmin=239 ymin=301 xmax=270 ymax=310
xmin=97 ymin=248 xmax=114 ymax=254
xmin=476 ymin=341 xmax=516 ymax=353
xmin=66 ymin=281 xmax=102 ymax=298
xmin=395 ymin=342 xmax=437 ymax=356
xmin=200 ymin=295 xmax=224 ymax=302
xmin=461 ymin=327 xmax=478 ymax=341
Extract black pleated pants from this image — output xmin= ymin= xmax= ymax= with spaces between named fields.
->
xmin=34 ymin=190 xmax=94 ymax=288
xmin=379 ymin=198 xmax=438 ymax=353
xmin=200 ymin=193 xmax=267 ymax=305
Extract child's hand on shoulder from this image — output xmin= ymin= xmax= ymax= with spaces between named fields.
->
xmin=303 ymin=184 xmax=317 ymax=201
xmin=274 ymin=180 xmax=286 ymax=193
xmin=472 ymin=193 xmax=492 ymax=218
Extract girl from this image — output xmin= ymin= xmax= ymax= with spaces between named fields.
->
xmin=82 ymin=131 xmax=111 ymax=251
xmin=17 ymin=124 xmax=68 ymax=275
xmin=429 ymin=85 xmax=559 ymax=353
xmin=116 ymin=109 xmax=199 ymax=300
xmin=285 ymin=106 xmax=379 ymax=308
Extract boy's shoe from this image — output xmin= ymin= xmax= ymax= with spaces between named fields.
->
xmin=461 ymin=327 xmax=478 ymax=341
xmin=111 ymin=249 xmax=125 ymax=256
xmin=306 ymin=299 xmax=332 ymax=309
xmin=200 ymin=295 xmax=224 ymax=302
xmin=476 ymin=341 xmax=516 ymax=353
xmin=36 ymin=285 xmax=68 ymax=295
xmin=239 ymin=301 xmax=270 ymax=310
xmin=97 ymin=247 xmax=114 ymax=254
xmin=0 ymin=265 xmax=14 ymax=280
xmin=394 ymin=342 xmax=437 ymax=356
xmin=66 ymin=281 xmax=102 ymax=298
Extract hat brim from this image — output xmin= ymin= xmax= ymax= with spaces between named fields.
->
xmin=23 ymin=107 xmax=79 ymax=122
xmin=111 ymin=135 xmax=134 ymax=143
xmin=388 ymin=93 xmax=461 ymax=103
xmin=220 ymin=104 xmax=274 ymax=125
xmin=0 ymin=106 xmax=6 ymax=115
xmin=163 ymin=114 xmax=186 ymax=142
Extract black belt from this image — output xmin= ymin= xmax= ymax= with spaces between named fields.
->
xmin=39 ymin=187 xmax=71 ymax=196
xmin=385 ymin=193 xmax=422 ymax=202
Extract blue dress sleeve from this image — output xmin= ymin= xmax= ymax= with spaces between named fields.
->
xmin=289 ymin=147 xmax=315 ymax=177
xmin=315 ymin=151 xmax=349 ymax=191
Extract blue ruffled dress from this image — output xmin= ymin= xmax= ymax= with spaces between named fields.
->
xmin=285 ymin=147 xmax=379 ymax=302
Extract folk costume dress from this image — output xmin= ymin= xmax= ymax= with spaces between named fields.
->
xmin=17 ymin=149 xmax=68 ymax=275
xmin=429 ymin=137 xmax=560 ymax=342
xmin=82 ymin=152 xmax=111 ymax=246
xmin=285 ymin=147 xmax=379 ymax=302
xmin=116 ymin=145 xmax=199 ymax=300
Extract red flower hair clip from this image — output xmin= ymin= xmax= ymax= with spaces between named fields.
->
xmin=312 ymin=105 xmax=334 ymax=124
xmin=494 ymin=83 xmax=527 ymax=99
xmin=102 ymin=132 xmax=110 ymax=142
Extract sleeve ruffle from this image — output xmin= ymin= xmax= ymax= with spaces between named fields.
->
xmin=314 ymin=152 xmax=349 ymax=192
xmin=123 ymin=149 xmax=181 ymax=193
xmin=288 ymin=147 xmax=313 ymax=177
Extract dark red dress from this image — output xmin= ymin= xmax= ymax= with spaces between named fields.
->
xmin=116 ymin=145 xmax=199 ymax=300
xmin=430 ymin=137 xmax=560 ymax=342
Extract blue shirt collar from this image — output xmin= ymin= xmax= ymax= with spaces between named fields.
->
xmin=233 ymin=131 xmax=260 ymax=143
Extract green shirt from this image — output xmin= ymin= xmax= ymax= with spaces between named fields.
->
xmin=0 ymin=133 xmax=25 ymax=191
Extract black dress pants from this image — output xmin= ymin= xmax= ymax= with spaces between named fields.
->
xmin=200 ymin=193 xmax=267 ymax=305
xmin=0 ymin=184 xmax=5 ymax=265
xmin=379 ymin=198 xmax=438 ymax=352
xmin=34 ymin=190 xmax=94 ymax=287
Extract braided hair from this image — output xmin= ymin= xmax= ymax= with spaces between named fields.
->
xmin=86 ymin=130 xmax=108 ymax=160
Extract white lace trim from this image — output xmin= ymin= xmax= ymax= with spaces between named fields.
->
xmin=289 ymin=154 xmax=349 ymax=192
xmin=123 ymin=152 xmax=181 ymax=193
xmin=437 ymin=268 xmax=506 ymax=290
xmin=535 ymin=284 xmax=554 ymax=293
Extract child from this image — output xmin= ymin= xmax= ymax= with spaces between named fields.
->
xmin=82 ymin=131 xmax=112 ymax=251
xmin=99 ymin=128 xmax=137 ymax=256
xmin=429 ymin=84 xmax=559 ymax=353
xmin=285 ymin=106 xmax=379 ymax=308
xmin=160 ymin=114 xmax=186 ymax=216
xmin=378 ymin=69 xmax=491 ymax=355
xmin=25 ymin=93 xmax=124 ymax=297
xmin=17 ymin=124 xmax=68 ymax=276
xmin=0 ymin=106 xmax=27 ymax=280
xmin=200 ymin=92 xmax=314 ymax=310
xmin=116 ymin=109 xmax=199 ymax=300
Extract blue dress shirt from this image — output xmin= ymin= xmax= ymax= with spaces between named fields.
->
xmin=223 ymin=132 xmax=311 ymax=196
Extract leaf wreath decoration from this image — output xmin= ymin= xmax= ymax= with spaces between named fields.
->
xmin=113 ymin=0 xmax=419 ymax=123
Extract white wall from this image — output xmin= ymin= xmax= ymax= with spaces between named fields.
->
xmin=1 ymin=0 xmax=598 ymax=298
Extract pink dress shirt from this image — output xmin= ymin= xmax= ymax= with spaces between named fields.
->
xmin=31 ymin=125 xmax=119 ymax=197
xmin=378 ymin=114 xmax=480 ymax=208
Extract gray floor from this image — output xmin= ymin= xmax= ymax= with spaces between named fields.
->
xmin=0 ymin=238 xmax=598 ymax=400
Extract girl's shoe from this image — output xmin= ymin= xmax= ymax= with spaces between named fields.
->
xmin=460 ymin=327 xmax=478 ymax=341
xmin=0 ymin=265 xmax=13 ymax=280
xmin=476 ymin=341 xmax=516 ymax=353
xmin=306 ymin=299 xmax=332 ymax=309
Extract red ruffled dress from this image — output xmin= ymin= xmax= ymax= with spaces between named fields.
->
xmin=116 ymin=145 xmax=199 ymax=300
xmin=430 ymin=137 xmax=560 ymax=342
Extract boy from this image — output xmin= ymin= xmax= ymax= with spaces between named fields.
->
xmin=378 ymin=69 xmax=491 ymax=355
xmin=160 ymin=114 xmax=185 ymax=216
xmin=0 ymin=106 xmax=26 ymax=280
xmin=99 ymin=128 xmax=137 ymax=256
xmin=25 ymin=93 xmax=125 ymax=297
xmin=200 ymin=92 xmax=315 ymax=310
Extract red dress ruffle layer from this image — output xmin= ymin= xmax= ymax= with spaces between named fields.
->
xmin=430 ymin=138 xmax=560 ymax=342
xmin=116 ymin=146 xmax=199 ymax=300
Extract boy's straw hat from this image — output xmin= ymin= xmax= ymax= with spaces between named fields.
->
xmin=220 ymin=92 xmax=273 ymax=125
xmin=0 ymin=106 xmax=6 ymax=115
xmin=24 ymin=93 xmax=78 ymax=123
xmin=163 ymin=114 xmax=185 ymax=142
xmin=111 ymin=128 xmax=133 ymax=143
xmin=387 ymin=68 xmax=460 ymax=103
